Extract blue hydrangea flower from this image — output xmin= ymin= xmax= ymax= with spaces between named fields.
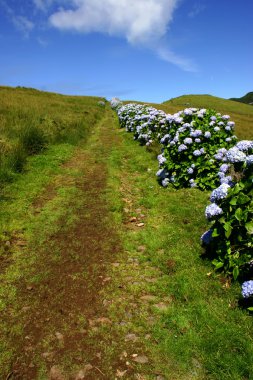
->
xmin=190 ymin=129 xmax=202 ymax=138
xmin=157 ymin=154 xmax=167 ymax=165
xmin=195 ymin=138 xmax=201 ymax=143
xmin=220 ymin=175 xmax=233 ymax=185
xmin=193 ymin=149 xmax=202 ymax=157
xmin=205 ymin=203 xmax=223 ymax=220
xmin=204 ymin=131 xmax=211 ymax=138
xmin=236 ymin=140 xmax=253 ymax=152
xmin=178 ymin=144 xmax=187 ymax=152
xmin=226 ymin=147 xmax=246 ymax=163
xmin=184 ymin=137 xmax=193 ymax=145
xmin=201 ymin=229 xmax=213 ymax=245
xmin=187 ymin=167 xmax=194 ymax=174
xmin=220 ymin=163 xmax=229 ymax=173
xmin=242 ymin=281 xmax=253 ymax=298
xmin=210 ymin=116 xmax=217 ymax=121
xmin=162 ymin=178 xmax=170 ymax=187
xmin=246 ymin=155 xmax=253 ymax=165
xmin=214 ymin=126 xmax=220 ymax=132
xmin=222 ymin=115 xmax=230 ymax=120
xmin=210 ymin=183 xmax=230 ymax=202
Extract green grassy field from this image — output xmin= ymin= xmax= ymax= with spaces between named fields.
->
xmin=0 ymin=86 xmax=253 ymax=379
xmin=0 ymin=86 xmax=105 ymax=186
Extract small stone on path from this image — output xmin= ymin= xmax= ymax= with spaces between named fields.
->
xmin=49 ymin=365 xmax=65 ymax=380
xmin=132 ymin=355 xmax=149 ymax=364
xmin=140 ymin=295 xmax=156 ymax=302
xmin=125 ymin=333 xmax=139 ymax=342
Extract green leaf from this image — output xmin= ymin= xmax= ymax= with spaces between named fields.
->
xmin=230 ymin=197 xmax=237 ymax=206
xmin=212 ymin=228 xmax=219 ymax=237
xmin=247 ymin=307 xmax=253 ymax=311
xmin=246 ymin=222 xmax=253 ymax=235
xmin=233 ymin=266 xmax=239 ymax=280
xmin=235 ymin=208 xmax=243 ymax=221
xmin=237 ymin=193 xmax=251 ymax=205
xmin=212 ymin=259 xmax=224 ymax=269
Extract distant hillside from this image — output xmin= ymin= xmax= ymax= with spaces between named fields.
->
xmin=159 ymin=94 xmax=253 ymax=140
xmin=230 ymin=92 xmax=253 ymax=105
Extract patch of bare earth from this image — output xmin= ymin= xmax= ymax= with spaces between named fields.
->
xmin=2 ymin=114 xmax=128 ymax=379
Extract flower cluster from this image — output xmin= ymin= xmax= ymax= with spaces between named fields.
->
xmin=116 ymin=103 xmax=167 ymax=146
xmin=110 ymin=97 xmax=122 ymax=109
xmin=242 ymin=280 xmax=253 ymax=298
xmin=157 ymin=108 xmax=236 ymax=190
xmin=202 ymin=139 xmax=253 ymax=282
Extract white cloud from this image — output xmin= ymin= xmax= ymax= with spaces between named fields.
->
xmin=157 ymin=46 xmax=198 ymax=72
xmin=47 ymin=0 xmax=196 ymax=71
xmin=49 ymin=0 xmax=178 ymax=45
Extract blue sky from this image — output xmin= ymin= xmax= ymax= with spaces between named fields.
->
xmin=0 ymin=0 xmax=252 ymax=103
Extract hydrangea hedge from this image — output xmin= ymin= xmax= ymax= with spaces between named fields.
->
xmin=117 ymin=103 xmax=167 ymax=146
xmin=111 ymin=98 xmax=253 ymax=305
xmin=157 ymin=108 xmax=237 ymax=190
xmin=202 ymin=141 xmax=253 ymax=287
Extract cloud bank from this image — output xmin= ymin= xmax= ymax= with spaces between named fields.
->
xmin=47 ymin=0 xmax=196 ymax=71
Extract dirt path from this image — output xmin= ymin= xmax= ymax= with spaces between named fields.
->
xmin=1 ymin=109 xmax=171 ymax=380
xmin=1 ymin=111 xmax=124 ymax=379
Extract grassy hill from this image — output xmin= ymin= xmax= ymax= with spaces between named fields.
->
xmin=0 ymin=86 xmax=106 ymax=187
xmin=230 ymin=91 xmax=253 ymax=105
xmin=161 ymin=94 xmax=253 ymax=140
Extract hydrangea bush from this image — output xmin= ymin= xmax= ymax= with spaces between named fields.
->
xmin=110 ymin=97 xmax=122 ymax=109
xmin=202 ymin=140 xmax=253 ymax=280
xmin=157 ymin=108 xmax=237 ymax=190
xmin=116 ymin=103 xmax=167 ymax=146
